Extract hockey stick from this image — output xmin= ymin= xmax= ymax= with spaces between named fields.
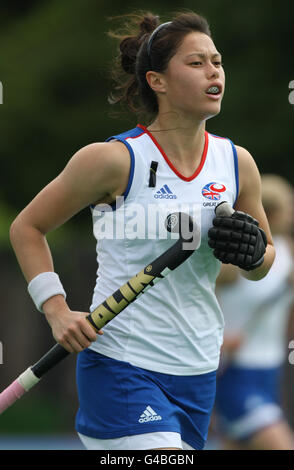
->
xmin=0 ymin=209 xmax=205 ymax=415
xmin=0 ymin=203 xmax=234 ymax=414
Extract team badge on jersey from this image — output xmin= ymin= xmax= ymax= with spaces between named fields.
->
xmin=202 ymin=182 xmax=226 ymax=201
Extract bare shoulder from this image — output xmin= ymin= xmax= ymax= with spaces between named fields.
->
xmin=66 ymin=140 xmax=130 ymax=181
xmin=62 ymin=140 xmax=131 ymax=203
xmin=235 ymin=145 xmax=260 ymax=181
xmin=234 ymin=145 xmax=261 ymax=199
xmin=234 ymin=145 xmax=262 ymax=215
xmin=11 ymin=140 xmax=132 ymax=234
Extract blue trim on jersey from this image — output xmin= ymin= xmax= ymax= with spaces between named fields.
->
xmin=105 ymin=138 xmax=135 ymax=210
xmin=209 ymin=133 xmax=239 ymax=207
xmin=90 ymin=127 xmax=139 ymax=211
xmin=228 ymin=140 xmax=239 ymax=207
xmin=108 ymin=126 xmax=144 ymax=141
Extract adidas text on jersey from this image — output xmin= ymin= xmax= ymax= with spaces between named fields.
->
xmin=154 ymin=184 xmax=177 ymax=199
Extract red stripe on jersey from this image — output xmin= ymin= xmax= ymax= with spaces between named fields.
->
xmin=137 ymin=124 xmax=209 ymax=182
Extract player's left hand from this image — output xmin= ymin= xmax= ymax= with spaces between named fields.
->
xmin=208 ymin=210 xmax=267 ymax=271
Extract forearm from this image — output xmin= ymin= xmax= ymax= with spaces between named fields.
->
xmin=9 ymin=218 xmax=99 ymax=352
xmin=241 ymin=243 xmax=275 ymax=281
xmin=10 ymin=221 xmax=70 ymax=318
xmin=10 ymin=219 xmax=55 ymax=282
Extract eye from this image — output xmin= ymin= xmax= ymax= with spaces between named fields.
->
xmin=213 ymin=61 xmax=223 ymax=67
xmin=190 ymin=61 xmax=202 ymax=66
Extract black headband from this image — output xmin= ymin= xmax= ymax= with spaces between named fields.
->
xmin=147 ymin=21 xmax=172 ymax=61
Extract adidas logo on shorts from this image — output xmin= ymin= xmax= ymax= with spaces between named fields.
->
xmin=138 ymin=405 xmax=162 ymax=423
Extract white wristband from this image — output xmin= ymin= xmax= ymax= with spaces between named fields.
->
xmin=27 ymin=272 xmax=67 ymax=313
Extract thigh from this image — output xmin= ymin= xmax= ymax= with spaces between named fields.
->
xmin=221 ymin=421 xmax=294 ymax=451
xmin=247 ymin=421 xmax=294 ymax=450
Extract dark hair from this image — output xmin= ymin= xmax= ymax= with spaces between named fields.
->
xmin=108 ymin=11 xmax=211 ymax=119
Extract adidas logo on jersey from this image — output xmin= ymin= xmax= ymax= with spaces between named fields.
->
xmin=138 ymin=405 xmax=162 ymax=423
xmin=154 ymin=185 xmax=177 ymax=199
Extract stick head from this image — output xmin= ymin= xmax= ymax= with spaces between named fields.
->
xmin=165 ymin=212 xmax=195 ymax=239
xmin=165 ymin=212 xmax=201 ymax=252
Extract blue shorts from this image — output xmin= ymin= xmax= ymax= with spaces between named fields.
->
xmin=75 ymin=349 xmax=217 ymax=450
xmin=214 ymin=365 xmax=284 ymax=441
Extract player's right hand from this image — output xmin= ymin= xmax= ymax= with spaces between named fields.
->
xmin=43 ymin=297 xmax=102 ymax=353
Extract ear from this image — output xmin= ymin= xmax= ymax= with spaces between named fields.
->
xmin=145 ymin=71 xmax=166 ymax=94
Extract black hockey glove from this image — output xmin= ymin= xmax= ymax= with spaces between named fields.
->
xmin=208 ymin=210 xmax=267 ymax=271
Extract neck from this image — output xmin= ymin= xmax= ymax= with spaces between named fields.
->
xmin=147 ymin=112 xmax=207 ymax=176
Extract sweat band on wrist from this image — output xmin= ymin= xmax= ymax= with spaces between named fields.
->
xmin=27 ymin=272 xmax=67 ymax=313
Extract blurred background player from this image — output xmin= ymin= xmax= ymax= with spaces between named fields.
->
xmin=213 ymin=174 xmax=294 ymax=450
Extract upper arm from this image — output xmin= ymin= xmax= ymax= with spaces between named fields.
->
xmin=12 ymin=141 xmax=130 ymax=234
xmin=234 ymin=145 xmax=274 ymax=247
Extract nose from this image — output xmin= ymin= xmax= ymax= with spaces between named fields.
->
xmin=206 ymin=62 xmax=220 ymax=79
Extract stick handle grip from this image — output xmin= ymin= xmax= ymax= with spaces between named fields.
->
xmin=0 ymin=368 xmax=40 ymax=414
xmin=32 ymin=343 xmax=70 ymax=378
xmin=215 ymin=201 xmax=235 ymax=217
xmin=0 ymin=380 xmax=27 ymax=414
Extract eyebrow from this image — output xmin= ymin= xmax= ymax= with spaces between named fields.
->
xmin=186 ymin=52 xmax=222 ymax=59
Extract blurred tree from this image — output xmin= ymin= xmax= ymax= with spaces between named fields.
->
xmin=0 ymin=1 xmax=47 ymax=27
xmin=0 ymin=0 xmax=293 ymax=231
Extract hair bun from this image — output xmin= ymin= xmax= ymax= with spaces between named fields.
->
xmin=120 ymin=37 xmax=139 ymax=74
xmin=138 ymin=14 xmax=160 ymax=34
xmin=119 ymin=14 xmax=160 ymax=74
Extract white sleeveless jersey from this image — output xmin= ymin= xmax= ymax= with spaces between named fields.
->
xmin=89 ymin=124 xmax=239 ymax=375
xmin=217 ymin=236 xmax=294 ymax=368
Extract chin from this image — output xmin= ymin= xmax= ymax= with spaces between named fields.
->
xmin=207 ymin=109 xmax=222 ymax=120
xmin=209 ymin=101 xmax=223 ymax=115
xmin=197 ymin=107 xmax=222 ymax=122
